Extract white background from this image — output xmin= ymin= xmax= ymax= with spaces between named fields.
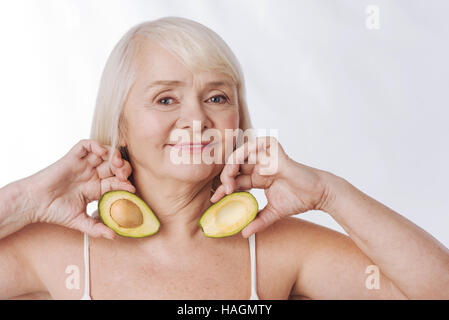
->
xmin=0 ymin=0 xmax=448 ymax=247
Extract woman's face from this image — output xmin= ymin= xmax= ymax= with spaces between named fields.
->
xmin=121 ymin=39 xmax=240 ymax=184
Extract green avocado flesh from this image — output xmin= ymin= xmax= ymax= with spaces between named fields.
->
xmin=199 ymin=192 xmax=259 ymax=238
xmin=98 ymin=190 xmax=160 ymax=238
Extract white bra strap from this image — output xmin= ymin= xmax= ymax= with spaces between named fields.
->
xmin=249 ymin=233 xmax=258 ymax=298
xmin=81 ymin=233 xmax=91 ymax=300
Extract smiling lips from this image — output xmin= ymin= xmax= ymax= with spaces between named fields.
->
xmin=168 ymin=141 xmax=217 ymax=153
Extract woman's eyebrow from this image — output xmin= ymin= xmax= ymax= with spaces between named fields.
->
xmin=145 ymin=80 xmax=235 ymax=92
xmin=203 ymin=81 xmax=235 ymax=90
xmin=146 ymin=80 xmax=184 ymax=91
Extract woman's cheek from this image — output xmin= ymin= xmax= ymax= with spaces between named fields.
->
xmin=213 ymin=121 xmax=239 ymax=164
xmin=214 ymin=111 xmax=239 ymax=131
xmin=136 ymin=113 xmax=170 ymax=140
xmin=229 ymin=109 xmax=240 ymax=126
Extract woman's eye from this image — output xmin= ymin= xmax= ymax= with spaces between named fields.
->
xmin=208 ymin=95 xmax=228 ymax=104
xmin=157 ymin=97 xmax=175 ymax=105
xmin=156 ymin=95 xmax=228 ymax=106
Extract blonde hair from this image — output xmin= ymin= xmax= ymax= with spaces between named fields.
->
xmin=90 ymin=16 xmax=254 ymax=189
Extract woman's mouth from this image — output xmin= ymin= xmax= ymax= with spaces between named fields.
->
xmin=168 ymin=141 xmax=217 ymax=153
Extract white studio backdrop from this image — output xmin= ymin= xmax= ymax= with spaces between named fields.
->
xmin=0 ymin=0 xmax=448 ymax=247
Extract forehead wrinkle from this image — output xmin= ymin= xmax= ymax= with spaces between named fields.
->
xmin=144 ymin=73 xmax=236 ymax=94
xmin=193 ymin=74 xmax=236 ymax=90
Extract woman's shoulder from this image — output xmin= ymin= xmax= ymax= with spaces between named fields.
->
xmin=257 ymin=215 xmax=341 ymax=242
xmin=11 ymin=222 xmax=83 ymax=249
xmin=256 ymin=216 xmax=349 ymax=266
xmin=250 ymin=216 xmax=344 ymax=299
xmin=10 ymin=222 xmax=83 ymax=267
xmin=4 ymin=222 xmax=86 ymax=299
xmin=8 ymin=222 xmax=85 ymax=273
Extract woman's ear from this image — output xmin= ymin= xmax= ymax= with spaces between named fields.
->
xmin=118 ymin=134 xmax=128 ymax=149
xmin=119 ymin=146 xmax=129 ymax=163
xmin=118 ymin=133 xmax=129 ymax=162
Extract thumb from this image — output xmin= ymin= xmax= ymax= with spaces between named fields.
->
xmin=241 ymin=203 xmax=281 ymax=238
xmin=70 ymin=214 xmax=116 ymax=240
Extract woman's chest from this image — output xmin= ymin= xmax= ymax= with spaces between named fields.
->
xmin=88 ymin=248 xmax=254 ymax=299
xmin=40 ymin=236 xmax=296 ymax=300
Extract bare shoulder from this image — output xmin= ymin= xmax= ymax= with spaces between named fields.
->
xmin=6 ymin=222 xmax=85 ymax=299
xmin=257 ymin=216 xmax=408 ymax=299
xmin=256 ymin=215 xmax=350 ymax=257
xmin=9 ymin=222 xmax=85 ymax=274
xmin=258 ymin=217 xmax=350 ymax=250
xmin=254 ymin=216 xmax=353 ymax=299
xmin=10 ymin=222 xmax=83 ymax=254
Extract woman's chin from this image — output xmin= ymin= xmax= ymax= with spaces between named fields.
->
xmin=164 ymin=163 xmax=218 ymax=182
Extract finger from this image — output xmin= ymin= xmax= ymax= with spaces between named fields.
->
xmin=240 ymin=163 xmax=255 ymax=175
xmin=106 ymin=147 xmax=131 ymax=179
xmin=232 ymin=138 xmax=266 ymax=165
xmin=109 ymin=159 xmax=132 ymax=181
xmin=111 ymin=148 xmax=124 ymax=167
xmin=237 ymin=137 xmax=279 ymax=177
xmin=241 ymin=204 xmax=281 ymax=238
xmin=96 ymin=161 xmax=114 ymax=179
xmin=220 ymin=162 xmax=239 ymax=195
xmin=234 ymin=174 xmax=253 ymax=191
xmin=221 ymin=139 xmax=264 ymax=193
xmin=210 ymin=175 xmax=252 ymax=202
xmin=220 ymin=149 xmax=245 ymax=194
xmin=114 ymin=159 xmax=132 ymax=180
xmin=90 ymin=141 xmax=109 ymax=158
xmin=73 ymin=139 xmax=108 ymax=160
xmin=85 ymin=153 xmax=103 ymax=168
xmin=210 ymin=184 xmax=227 ymax=203
xmin=96 ymin=156 xmax=132 ymax=181
xmin=100 ymin=146 xmax=123 ymax=166
xmin=71 ymin=214 xmax=116 ymax=240
xmin=220 ymin=143 xmax=251 ymax=189
xmin=100 ymin=177 xmax=136 ymax=194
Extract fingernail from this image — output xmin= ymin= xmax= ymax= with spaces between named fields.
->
xmin=226 ymin=185 xmax=231 ymax=194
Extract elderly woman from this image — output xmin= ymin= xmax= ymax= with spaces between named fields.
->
xmin=0 ymin=17 xmax=448 ymax=300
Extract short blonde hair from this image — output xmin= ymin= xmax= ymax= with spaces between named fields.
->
xmin=90 ymin=16 xmax=254 ymax=188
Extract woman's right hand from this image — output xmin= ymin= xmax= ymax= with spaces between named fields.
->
xmin=25 ymin=139 xmax=135 ymax=239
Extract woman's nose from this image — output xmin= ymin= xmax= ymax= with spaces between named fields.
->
xmin=175 ymin=98 xmax=212 ymax=131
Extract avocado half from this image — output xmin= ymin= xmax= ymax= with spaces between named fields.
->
xmin=199 ymin=192 xmax=259 ymax=238
xmin=98 ymin=190 xmax=160 ymax=238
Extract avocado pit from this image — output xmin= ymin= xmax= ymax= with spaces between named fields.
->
xmin=110 ymin=199 xmax=143 ymax=228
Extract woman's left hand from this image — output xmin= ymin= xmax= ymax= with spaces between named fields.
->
xmin=210 ymin=137 xmax=333 ymax=238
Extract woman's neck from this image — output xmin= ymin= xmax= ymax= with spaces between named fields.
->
xmin=130 ymin=168 xmax=215 ymax=244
